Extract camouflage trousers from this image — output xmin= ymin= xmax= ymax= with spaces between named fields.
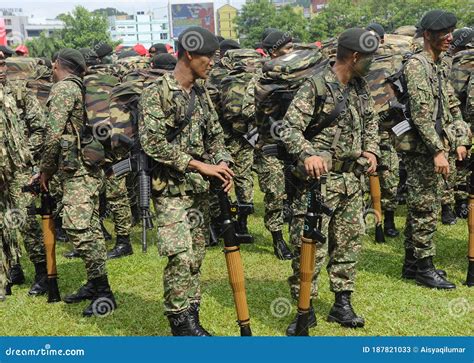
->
xmin=441 ymin=152 xmax=468 ymax=206
xmin=288 ymin=175 xmax=363 ymax=299
xmin=153 ymin=193 xmax=209 ymax=314
xmin=1 ymin=189 xmax=10 ymax=296
xmin=105 ymin=175 xmax=132 ymax=236
xmin=255 ymin=149 xmax=286 ymax=232
xmin=227 ymin=136 xmax=254 ymax=204
xmin=379 ymin=140 xmax=399 ymax=212
xmin=7 ymin=170 xmax=45 ymax=265
xmin=404 ymin=153 xmax=442 ymax=259
xmin=61 ymin=172 xmax=107 ymax=280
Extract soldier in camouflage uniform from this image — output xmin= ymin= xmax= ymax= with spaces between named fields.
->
xmin=38 ymin=48 xmax=116 ymax=316
xmin=280 ymin=28 xmax=381 ymax=334
xmin=400 ymin=11 xmax=470 ymax=289
xmin=0 ymin=50 xmax=33 ymax=301
xmin=254 ymin=30 xmax=295 ymax=260
xmin=4 ymin=73 xmax=48 ymax=295
xmin=443 ymin=28 xmax=473 ymax=220
xmin=139 ymin=27 xmax=233 ymax=336
xmin=366 ymin=23 xmax=401 ymax=237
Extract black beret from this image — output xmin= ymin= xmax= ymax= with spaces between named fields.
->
xmin=452 ymin=27 xmax=473 ymax=48
xmin=0 ymin=45 xmax=14 ymax=56
xmin=57 ymin=48 xmax=86 ymax=73
xmin=52 ymin=52 xmax=59 ymax=63
xmin=220 ymin=39 xmax=241 ymax=52
xmin=261 ymin=27 xmax=278 ymax=42
xmin=216 ymin=35 xmax=225 ymax=43
xmin=118 ymin=50 xmax=139 ymax=59
xmin=151 ymin=53 xmax=177 ymax=70
xmin=262 ymin=31 xmax=293 ymax=51
xmin=418 ymin=10 xmax=457 ymax=31
xmin=366 ymin=23 xmax=385 ymax=39
xmin=149 ymin=43 xmax=168 ymax=54
xmin=78 ymin=48 xmax=100 ymax=66
xmin=338 ymin=27 xmax=380 ymax=54
xmin=94 ymin=42 xmax=113 ymax=58
xmin=178 ymin=26 xmax=219 ymax=54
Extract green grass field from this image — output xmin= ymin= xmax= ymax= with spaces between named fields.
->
xmin=0 ymin=186 xmax=472 ymax=337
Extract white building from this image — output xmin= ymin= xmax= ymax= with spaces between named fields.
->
xmin=109 ymin=9 xmax=171 ymax=49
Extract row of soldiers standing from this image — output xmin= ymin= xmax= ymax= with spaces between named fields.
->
xmin=0 ymin=9 xmax=473 ymax=336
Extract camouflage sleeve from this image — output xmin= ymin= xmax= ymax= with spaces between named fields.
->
xmin=206 ymin=80 xmax=221 ymax=116
xmin=22 ymin=87 xmax=46 ymax=162
xmin=447 ymin=81 xmax=471 ymax=147
xmin=138 ymin=85 xmax=192 ymax=173
xmin=242 ymin=74 xmax=258 ymax=124
xmin=204 ymin=90 xmax=233 ymax=165
xmin=281 ymin=80 xmax=319 ymax=162
xmin=405 ymin=58 xmax=445 ymax=154
xmin=362 ymin=87 xmax=381 ymax=158
xmin=40 ymin=81 xmax=80 ymax=175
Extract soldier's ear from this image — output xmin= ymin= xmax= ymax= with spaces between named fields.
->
xmin=185 ymin=50 xmax=193 ymax=62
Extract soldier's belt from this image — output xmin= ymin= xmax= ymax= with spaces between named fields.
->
xmin=332 ymin=159 xmax=356 ymax=173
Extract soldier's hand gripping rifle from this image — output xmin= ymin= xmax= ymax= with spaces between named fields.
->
xmin=212 ymin=181 xmax=252 ymax=336
xmin=369 ymin=173 xmax=385 ymax=243
xmin=111 ymin=136 xmax=153 ymax=253
xmin=22 ymin=181 xmax=61 ymax=303
xmin=295 ymin=177 xmax=333 ymax=336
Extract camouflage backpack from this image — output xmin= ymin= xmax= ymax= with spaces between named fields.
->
xmin=365 ymin=34 xmax=413 ymax=131
xmin=109 ymin=70 xmax=169 ymax=159
xmin=114 ymin=56 xmax=151 ymax=80
xmin=255 ymin=48 xmax=328 ymax=142
xmin=450 ymin=48 xmax=474 ymax=125
xmin=219 ymin=49 xmax=263 ymax=134
xmin=6 ymin=57 xmax=42 ymax=81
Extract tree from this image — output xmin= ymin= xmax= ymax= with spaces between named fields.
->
xmin=235 ymin=0 xmax=277 ymax=47
xmin=27 ymin=6 xmax=117 ymax=57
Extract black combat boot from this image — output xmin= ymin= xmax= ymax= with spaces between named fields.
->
xmin=64 ymin=249 xmax=81 ymax=259
xmin=441 ymin=204 xmax=457 ymax=225
xmin=272 ymin=231 xmax=293 ymax=260
xmin=107 ymin=235 xmax=133 ymax=259
xmin=5 ymin=283 xmax=12 ymax=295
xmin=286 ymin=303 xmax=317 ymax=336
xmin=83 ymin=275 xmax=117 ymax=317
xmin=383 ymin=210 xmax=399 ymax=237
xmin=454 ymin=199 xmax=468 ymax=219
xmin=28 ymin=262 xmax=48 ymax=296
xmin=327 ymin=291 xmax=365 ymax=328
xmin=402 ymin=248 xmax=447 ymax=279
xmin=236 ymin=214 xmax=250 ymax=235
xmin=167 ymin=308 xmax=210 ymax=336
xmin=63 ymin=280 xmax=95 ymax=304
xmin=9 ymin=264 xmax=25 ymax=285
xmin=101 ymin=221 xmax=112 ymax=241
xmin=190 ymin=302 xmax=212 ymax=336
xmin=415 ymin=257 xmax=456 ymax=289
xmin=54 ymin=216 xmax=69 ymax=242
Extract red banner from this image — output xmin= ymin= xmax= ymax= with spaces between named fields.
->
xmin=0 ymin=18 xmax=6 ymax=46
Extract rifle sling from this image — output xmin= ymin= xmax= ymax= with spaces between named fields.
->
xmin=166 ymin=87 xmax=197 ymax=143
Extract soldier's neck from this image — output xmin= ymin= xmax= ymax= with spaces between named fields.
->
xmin=332 ymin=61 xmax=353 ymax=86
xmin=173 ymin=62 xmax=196 ymax=92
xmin=424 ymin=44 xmax=441 ymax=62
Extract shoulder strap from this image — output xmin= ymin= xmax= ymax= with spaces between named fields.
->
xmin=64 ymin=77 xmax=89 ymax=132
xmin=165 ymin=87 xmax=197 ymax=143
xmin=303 ymin=77 xmax=349 ymax=141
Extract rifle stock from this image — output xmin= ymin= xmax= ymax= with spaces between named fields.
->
xmin=466 ymin=157 xmax=474 ymax=287
xmin=369 ymin=174 xmax=385 ymax=243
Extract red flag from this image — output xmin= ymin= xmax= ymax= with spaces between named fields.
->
xmin=0 ymin=18 xmax=6 ymax=46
